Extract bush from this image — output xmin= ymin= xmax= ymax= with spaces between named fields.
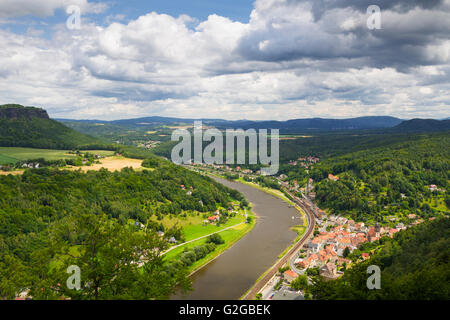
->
xmin=207 ymin=233 xmax=225 ymax=245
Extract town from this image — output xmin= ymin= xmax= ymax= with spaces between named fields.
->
xmin=185 ymin=158 xmax=433 ymax=301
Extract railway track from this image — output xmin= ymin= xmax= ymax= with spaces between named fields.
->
xmin=242 ymin=187 xmax=316 ymax=300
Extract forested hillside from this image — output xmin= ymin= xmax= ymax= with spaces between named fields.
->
xmin=308 ymin=133 xmax=449 ymax=223
xmin=0 ymin=160 xmax=245 ymax=299
xmin=0 ymin=104 xmax=100 ymax=149
xmin=311 ymin=217 xmax=450 ymax=300
xmin=392 ymin=119 xmax=450 ymax=133
xmin=277 ymin=132 xmax=439 ymax=161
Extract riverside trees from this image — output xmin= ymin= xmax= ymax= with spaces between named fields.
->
xmin=0 ymin=161 xmax=244 ymax=299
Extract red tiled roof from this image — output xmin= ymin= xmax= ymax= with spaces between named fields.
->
xmin=284 ymin=270 xmax=299 ymax=279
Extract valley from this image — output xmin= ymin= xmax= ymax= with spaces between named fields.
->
xmin=0 ymin=104 xmax=448 ymax=301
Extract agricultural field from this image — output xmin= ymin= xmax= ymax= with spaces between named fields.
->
xmin=67 ymin=156 xmax=143 ymax=172
xmin=0 ymin=153 xmax=17 ymax=165
xmin=0 ymin=147 xmax=114 ymax=164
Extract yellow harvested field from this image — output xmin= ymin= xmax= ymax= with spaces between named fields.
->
xmin=167 ymin=125 xmax=191 ymax=129
xmin=280 ymin=135 xmax=313 ymax=140
xmin=0 ymin=170 xmax=23 ymax=176
xmin=0 ymin=156 xmax=143 ymax=176
xmin=67 ymin=156 xmax=143 ymax=172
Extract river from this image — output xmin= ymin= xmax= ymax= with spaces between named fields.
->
xmin=173 ymin=177 xmax=302 ymax=300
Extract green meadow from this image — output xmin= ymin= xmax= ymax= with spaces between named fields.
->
xmin=0 ymin=147 xmax=114 ymax=164
xmin=153 ymin=210 xmax=247 ymax=242
xmin=163 ymin=215 xmax=256 ymax=274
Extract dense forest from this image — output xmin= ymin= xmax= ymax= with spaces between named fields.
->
xmin=277 ymin=132 xmax=450 ymax=224
xmin=308 ymin=133 xmax=450 ymax=223
xmin=310 ymin=217 xmax=450 ymax=299
xmin=0 ymin=104 xmax=102 ymax=149
xmin=0 ymin=159 xmax=244 ymax=299
xmin=277 ymin=131 xmax=438 ymax=161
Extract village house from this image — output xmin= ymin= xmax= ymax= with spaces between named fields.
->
xmin=208 ymin=215 xmax=220 ymax=223
xmin=396 ymin=223 xmax=405 ymax=230
xmin=169 ymin=237 xmax=177 ymax=244
xmin=367 ymin=226 xmax=381 ymax=242
xmin=320 ymin=262 xmax=338 ymax=279
xmin=336 ymin=257 xmax=351 ymax=267
xmin=389 ymin=228 xmax=399 ymax=237
xmin=328 ymin=173 xmax=339 ymax=181
xmin=308 ymin=238 xmax=323 ymax=253
xmin=283 ymin=270 xmax=299 ymax=283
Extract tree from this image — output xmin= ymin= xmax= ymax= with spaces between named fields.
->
xmin=343 ymin=247 xmax=350 ymax=258
xmin=278 ymin=266 xmax=289 ymax=274
xmin=29 ymin=213 xmax=191 ymax=300
xmin=207 ymin=233 xmax=225 ymax=245
xmin=290 ymin=275 xmax=308 ymax=291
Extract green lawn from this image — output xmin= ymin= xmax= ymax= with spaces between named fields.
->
xmin=151 ymin=209 xmax=247 ymax=242
xmin=0 ymin=147 xmax=114 ymax=164
xmin=163 ymin=217 xmax=255 ymax=273
xmin=183 ymin=215 xmax=244 ymax=241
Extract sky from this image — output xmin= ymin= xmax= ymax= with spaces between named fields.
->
xmin=0 ymin=0 xmax=449 ymax=120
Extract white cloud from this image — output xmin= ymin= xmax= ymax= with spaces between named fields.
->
xmin=0 ymin=0 xmax=448 ymax=120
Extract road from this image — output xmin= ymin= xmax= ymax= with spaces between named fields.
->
xmin=162 ymin=222 xmax=245 ymax=255
xmin=241 ymin=187 xmax=316 ymax=300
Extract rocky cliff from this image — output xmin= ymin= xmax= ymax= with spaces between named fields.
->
xmin=0 ymin=104 xmax=49 ymax=120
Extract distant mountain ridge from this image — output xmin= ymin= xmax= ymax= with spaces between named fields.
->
xmin=236 ymin=116 xmax=403 ymax=132
xmin=0 ymin=104 xmax=100 ymax=149
xmin=58 ymin=115 xmax=404 ymax=132
xmin=392 ymin=118 xmax=450 ymax=133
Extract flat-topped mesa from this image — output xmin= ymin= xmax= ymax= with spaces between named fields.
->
xmin=0 ymin=104 xmax=49 ymax=120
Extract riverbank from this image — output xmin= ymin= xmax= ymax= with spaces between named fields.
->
xmin=172 ymin=175 xmax=301 ymax=300
xmin=189 ymin=169 xmax=307 ymax=289
xmin=164 ymin=208 xmax=257 ymax=276
xmin=236 ymin=184 xmax=307 ymax=300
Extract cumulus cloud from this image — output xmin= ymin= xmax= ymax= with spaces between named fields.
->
xmin=237 ymin=0 xmax=450 ymax=70
xmin=0 ymin=0 xmax=448 ymax=120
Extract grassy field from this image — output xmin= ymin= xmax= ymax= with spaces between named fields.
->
xmin=0 ymin=153 xmax=17 ymax=165
xmin=163 ymin=213 xmax=256 ymax=274
xmin=152 ymin=210 xmax=247 ymax=242
xmin=0 ymin=147 xmax=114 ymax=164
